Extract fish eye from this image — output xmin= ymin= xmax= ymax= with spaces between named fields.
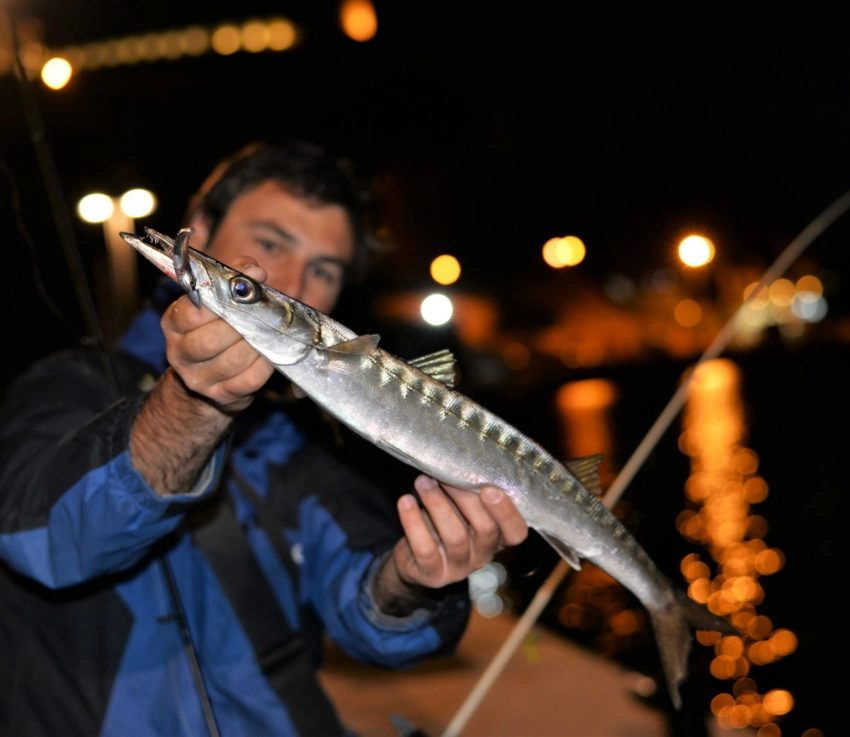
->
xmin=230 ymin=275 xmax=260 ymax=303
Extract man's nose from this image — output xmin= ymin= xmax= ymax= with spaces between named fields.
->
xmin=275 ymin=263 xmax=306 ymax=300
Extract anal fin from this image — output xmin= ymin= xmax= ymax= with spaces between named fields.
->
xmin=539 ymin=531 xmax=583 ymax=571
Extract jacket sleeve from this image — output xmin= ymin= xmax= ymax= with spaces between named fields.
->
xmin=0 ymin=350 xmax=224 ymax=588
xmin=268 ymin=442 xmax=471 ymax=669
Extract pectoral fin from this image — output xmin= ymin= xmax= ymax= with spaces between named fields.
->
xmin=375 ymin=439 xmax=428 ymax=472
xmin=326 ymin=334 xmax=381 ymax=355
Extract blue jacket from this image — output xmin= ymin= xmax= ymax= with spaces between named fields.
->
xmin=0 ymin=282 xmax=470 ymax=737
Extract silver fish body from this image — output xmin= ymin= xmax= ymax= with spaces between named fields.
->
xmin=122 ymin=227 xmax=734 ymax=708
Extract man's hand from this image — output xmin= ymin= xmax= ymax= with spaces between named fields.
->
xmin=161 ymin=261 xmax=275 ymax=414
xmin=372 ymin=475 xmax=528 ymax=613
xmin=131 ymin=260 xmax=275 ymax=496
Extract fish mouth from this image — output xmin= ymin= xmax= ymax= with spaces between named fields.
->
xmin=120 ymin=228 xmax=179 ymax=280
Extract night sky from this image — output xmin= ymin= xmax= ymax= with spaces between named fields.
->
xmin=3 ymin=3 xmax=849 ymax=302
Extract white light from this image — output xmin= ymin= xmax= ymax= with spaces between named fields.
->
xmin=420 ymin=293 xmax=453 ymax=326
xmin=41 ymin=57 xmax=72 ymax=89
xmin=77 ymin=193 xmax=114 ymax=223
xmin=474 ymin=592 xmax=504 ymax=618
xmin=468 ymin=567 xmax=499 ymax=598
xmin=678 ymin=235 xmax=715 ymax=266
xmin=792 ymin=293 xmax=828 ymax=322
xmin=120 ymin=188 xmax=156 ymax=218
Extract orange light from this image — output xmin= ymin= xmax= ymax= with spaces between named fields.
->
xmin=542 ymin=235 xmax=586 ymax=268
xmin=430 ymin=254 xmax=461 ymax=285
xmin=340 ymin=0 xmax=378 ymax=41
xmin=674 ymin=298 xmax=702 ymax=327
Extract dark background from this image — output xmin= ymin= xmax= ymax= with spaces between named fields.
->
xmin=1 ymin=3 xmax=847 ymax=735
xmin=2 ymin=3 xmax=849 ymax=354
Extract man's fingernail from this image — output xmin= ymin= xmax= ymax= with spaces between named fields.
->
xmin=414 ymin=475 xmax=436 ymax=493
xmin=482 ymin=487 xmax=502 ymax=503
xmin=398 ymin=494 xmax=417 ymax=511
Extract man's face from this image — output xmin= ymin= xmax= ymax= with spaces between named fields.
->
xmin=199 ymin=180 xmax=355 ymax=314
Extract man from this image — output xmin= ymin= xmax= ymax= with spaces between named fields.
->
xmin=0 ymin=139 xmax=528 ymax=736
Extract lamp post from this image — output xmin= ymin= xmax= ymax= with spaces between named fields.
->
xmin=77 ymin=188 xmax=157 ymax=344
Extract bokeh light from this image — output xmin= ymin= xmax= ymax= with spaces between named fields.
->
xmin=674 ymin=298 xmax=702 ymax=327
xmin=41 ymin=57 xmax=72 ymax=89
xmin=77 ymin=193 xmax=114 ymax=223
xmin=430 ymin=254 xmax=461 ymax=285
xmin=119 ymin=189 xmax=156 ymax=219
xmin=340 ymin=0 xmax=378 ymax=42
xmin=678 ymin=235 xmax=715 ymax=267
xmin=542 ymin=235 xmax=586 ymax=268
xmin=420 ymin=293 xmax=453 ymax=326
xmin=211 ymin=24 xmax=241 ymax=55
xmin=681 ymin=358 xmax=795 ymax=732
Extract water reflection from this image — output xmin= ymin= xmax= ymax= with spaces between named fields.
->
xmin=552 ymin=378 xmax=654 ymax=664
xmin=548 ymin=358 xmax=808 ymax=735
xmin=679 ymin=359 xmax=795 ymax=733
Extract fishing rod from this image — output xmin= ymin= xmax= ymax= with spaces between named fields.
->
xmin=439 ymin=188 xmax=850 ymax=737
xmin=4 ymin=7 xmax=118 ymax=397
xmin=3 ymin=10 xmax=221 ymax=737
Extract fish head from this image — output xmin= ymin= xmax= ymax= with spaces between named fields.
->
xmin=121 ymin=228 xmax=321 ymax=366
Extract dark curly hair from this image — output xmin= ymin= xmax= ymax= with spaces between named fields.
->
xmin=185 ymin=139 xmax=377 ymax=282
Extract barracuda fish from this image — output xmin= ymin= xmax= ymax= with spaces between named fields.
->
xmin=121 ymin=227 xmax=734 ymax=709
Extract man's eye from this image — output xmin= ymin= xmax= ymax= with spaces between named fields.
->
xmin=310 ymin=264 xmax=343 ymax=286
xmin=257 ymin=238 xmax=283 ymax=254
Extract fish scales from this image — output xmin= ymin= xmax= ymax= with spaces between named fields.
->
xmin=272 ymin=320 xmax=657 ymax=606
xmin=121 ymin=227 xmax=736 ymax=709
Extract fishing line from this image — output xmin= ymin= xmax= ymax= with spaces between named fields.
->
xmin=440 ymin=187 xmax=850 ymax=737
xmin=0 ymin=157 xmax=69 ymax=329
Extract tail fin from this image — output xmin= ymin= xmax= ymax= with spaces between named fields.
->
xmin=648 ymin=590 xmax=736 ymax=709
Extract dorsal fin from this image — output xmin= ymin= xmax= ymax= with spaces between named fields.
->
xmin=407 ymin=349 xmax=459 ymax=387
xmin=565 ymin=454 xmax=604 ymax=497
xmin=326 ymin=334 xmax=381 ymax=355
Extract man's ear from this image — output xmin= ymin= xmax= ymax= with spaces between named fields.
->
xmin=185 ymin=213 xmax=210 ymax=251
